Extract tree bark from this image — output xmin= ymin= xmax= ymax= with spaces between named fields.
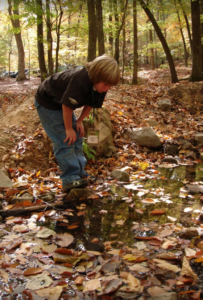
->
xmin=174 ymin=0 xmax=187 ymax=66
xmin=96 ymin=0 xmax=105 ymax=55
xmin=178 ymin=0 xmax=192 ymax=56
xmin=36 ymin=0 xmax=47 ymax=82
xmin=138 ymin=0 xmax=178 ymax=83
xmin=132 ymin=0 xmax=138 ymax=84
xmin=114 ymin=0 xmax=128 ymax=64
xmin=54 ymin=2 xmax=63 ymax=73
xmin=149 ymin=28 xmax=155 ymax=69
xmin=109 ymin=1 xmax=114 ymax=56
xmin=190 ymin=0 xmax=202 ymax=81
xmin=87 ymin=0 xmax=97 ymax=61
xmin=8 ymin=0 xmax=26 ymax=81
xmin=46 ymin=0 xmax=53 ymax=76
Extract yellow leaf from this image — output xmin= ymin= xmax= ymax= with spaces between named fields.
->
xmin=117 ymin=111 xmax=123 ymax=116
xmin=138 ymin=162 xmax=149 ymax=171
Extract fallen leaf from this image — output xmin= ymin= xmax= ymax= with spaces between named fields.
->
xmin=25 ymin=273 xmax=53 ymax=290
xmin=36 ymin=228 xmax=56 ymax=238
xmin=24 ymin=267 xmax=43 ymax=276
xmin=180 ymin=256 xmax=198 ymax=280
xmin=83 ymin=278 xmax=100 ymax=293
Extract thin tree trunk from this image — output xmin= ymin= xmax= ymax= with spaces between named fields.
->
xmin=36 ymin=0 xmax=47 ymax=82
xmin=190 ymin=0 xmax=202 ymax=81
xmin=8 ymin=0 xmax=26 ymax=81
xmin=174 ymin=0 xmax=187 ymax=66
xmin=109 ymin=1 xmax=113 ymax=56
xmin=46 ymin=0 xmax=53 ymax=76
xmin=132 ymin=0 xmax=138 ymax=84
xmin=87 ymin=0 xmax=97 ymax=61
xmin=149 ymin=28 xmax=155 ymax=69
xmin=96 ymin=0 xmax=105 ymax=55
xmin=114 ymin=0 xmax=128 ymax=64
xmin=138 ymin=0 xmax=178 ymax=83
xmin=178 ymin=0 xmax=192 ymax=56
xmin=55 ymin=3 xmax=63 ymax=73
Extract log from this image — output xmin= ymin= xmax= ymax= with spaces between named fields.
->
xmin=0 ymin=198 xmax=78 ymax=217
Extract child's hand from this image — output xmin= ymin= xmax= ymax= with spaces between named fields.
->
xmin=64 ymin=128 xmax=77 ymax=145
xmin=76 ymin=120 xmax=84 ymax=138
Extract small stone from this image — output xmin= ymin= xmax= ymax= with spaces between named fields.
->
xmin=111 ymin=169 xmax=130 ymax=182
xmin=39 ymin=193 xmax=55 ymax=202
xmin=2 ymin=154 xmax=10 ymax=162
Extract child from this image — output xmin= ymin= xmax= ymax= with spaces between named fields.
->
xmin=34 ymin=54 xmax=120 ymax=192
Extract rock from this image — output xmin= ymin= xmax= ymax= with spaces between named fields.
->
xmin=39 ymin=193 xmax=55 ymax=202
xmin=111 ymin=169 xmax=130 ymax=182
xmin=162 ymin=156 xmax=179 ymax=164
xmin=12 ymin=193 xmax=34 ymax=204
xmin=144 ymin=119 xmax=159 ymax=127
xmin=164 ymin=145 xmax=179 ymax=156
xmin=185 ymin=151 xmax=196 ymax=160
xmin=182 ymin=141 xmax=193 ymax=151
xmin=2 ymin=154 xmax=10 ymax=162
xmin=0 ymin=169 xmax=13 ymax=188
xmin=157 ymin=98 xmax=172 ymax=112
xmin=186 ymin=184 xmax=203 ymax=194
xmin=179 ymin=227 xmax=199 ymax=239
xmin=149 ymin=292 xmax=179 ymax=300
xmin=83 ymin=108 xmax=116 ymax=157
xmin=68 ymin=188 xmax=95 ymax=199
xmin=195 ymin=133 xmax=203 ymax=145
xmin=130 ymin=127 xmax=162 ymax=148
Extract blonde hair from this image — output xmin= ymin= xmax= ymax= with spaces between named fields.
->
xmin=86 ymin=54 xmax=120 ymax=85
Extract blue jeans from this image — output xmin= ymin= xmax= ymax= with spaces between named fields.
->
xmin=34 ymin=99 xmax=87 ymax=187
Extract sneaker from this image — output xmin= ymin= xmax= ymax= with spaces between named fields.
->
xmin=86 ymin=175 xmax=97 ymax=183
xmin=63 ymin=179 xmax=88 ymax=192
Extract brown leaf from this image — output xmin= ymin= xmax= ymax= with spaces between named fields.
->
xmin=55 ymin=233 xmax=74 ymax=247
xmin=150 ymin=209 xmax=166 ymax=215
xmin=24 ymin=267 xmax=43 ymax=276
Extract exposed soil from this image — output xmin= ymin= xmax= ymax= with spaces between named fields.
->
xmin=0 ymin=77 xmax=53 ymax=173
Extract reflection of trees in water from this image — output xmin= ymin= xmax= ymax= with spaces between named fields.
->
xmin=185 ymin=165 xmax=196 ymax=182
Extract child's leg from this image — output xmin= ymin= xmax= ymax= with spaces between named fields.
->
xmin=34 ymin=100 xmax=85 ymax=187
xmin=72 ymin=114 xmax=87 ymax=178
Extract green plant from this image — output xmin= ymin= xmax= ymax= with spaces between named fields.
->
xmin=83 ymin=141 xmax=96 ymax=161
xmin=84 ymin=113 xmax=94 ymax=125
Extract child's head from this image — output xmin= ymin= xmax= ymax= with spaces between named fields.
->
xmin=86 ymin=54 xmax=120 ymax=86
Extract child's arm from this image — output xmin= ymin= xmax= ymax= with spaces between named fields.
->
xmin=62 ymin=104 xmax=77 ymax=145
xmin=76 ymin=105 xmax=92 ymax=137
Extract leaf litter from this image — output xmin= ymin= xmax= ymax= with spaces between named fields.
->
xmin=0 ymin=70 xmax=203 ymax=298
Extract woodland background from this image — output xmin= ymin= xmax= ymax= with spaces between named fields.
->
xmin=0 ymin=0 xmax=202 ymax=84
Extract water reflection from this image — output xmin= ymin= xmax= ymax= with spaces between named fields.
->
xmin=56 ymin=164 xmax=203 ymax=249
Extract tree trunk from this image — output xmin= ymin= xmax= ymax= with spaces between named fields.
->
xmin=174 ymin=0 xmax=187 ymax=66
xmin=114 ymin=0 xmax=128 ymax=64
xmin=109 ymin=1 xmax=114 ymax=56
xmin=200 ymin=1 xmax=203 ymax=72
xmin=36 ymin=0 xmax=47 ymax=82
xmin=190 ymin=0 xmax=202 ymax=81
xmin=46 ymin=0 xmax=53 ymax=76
xmin=96 ymin=0 xmax=105 ymax=55
xmin=54 ymin=3 xmax=63 ymax=73
xmin=132 ymin=0 xmax=138 ymax=84
xmin=138 ymin=0 xmax=178 ymax=83
xmin=8 ymin=0 xmax=26 ymax=81
xmin=87 ymin=0 xmax=97 ymax=61
xmin=178 ymin=0 xmax=192 ymax=56
xmin=149 ymin=28 xmax=155 ymax=69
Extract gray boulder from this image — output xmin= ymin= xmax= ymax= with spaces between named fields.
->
xmin=130 ymin=127 xmax=162 ymax=148
xmin=111 ymin=169 xmax=130 ymax=182
xmin=157 ymin=98 xmax=172 ymax=112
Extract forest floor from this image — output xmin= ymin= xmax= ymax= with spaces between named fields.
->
xmin=0 ymin=66 xmax=203 ymax=300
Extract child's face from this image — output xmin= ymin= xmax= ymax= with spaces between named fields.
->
xmin=94 ymin=82 xmax=112 ymax=93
